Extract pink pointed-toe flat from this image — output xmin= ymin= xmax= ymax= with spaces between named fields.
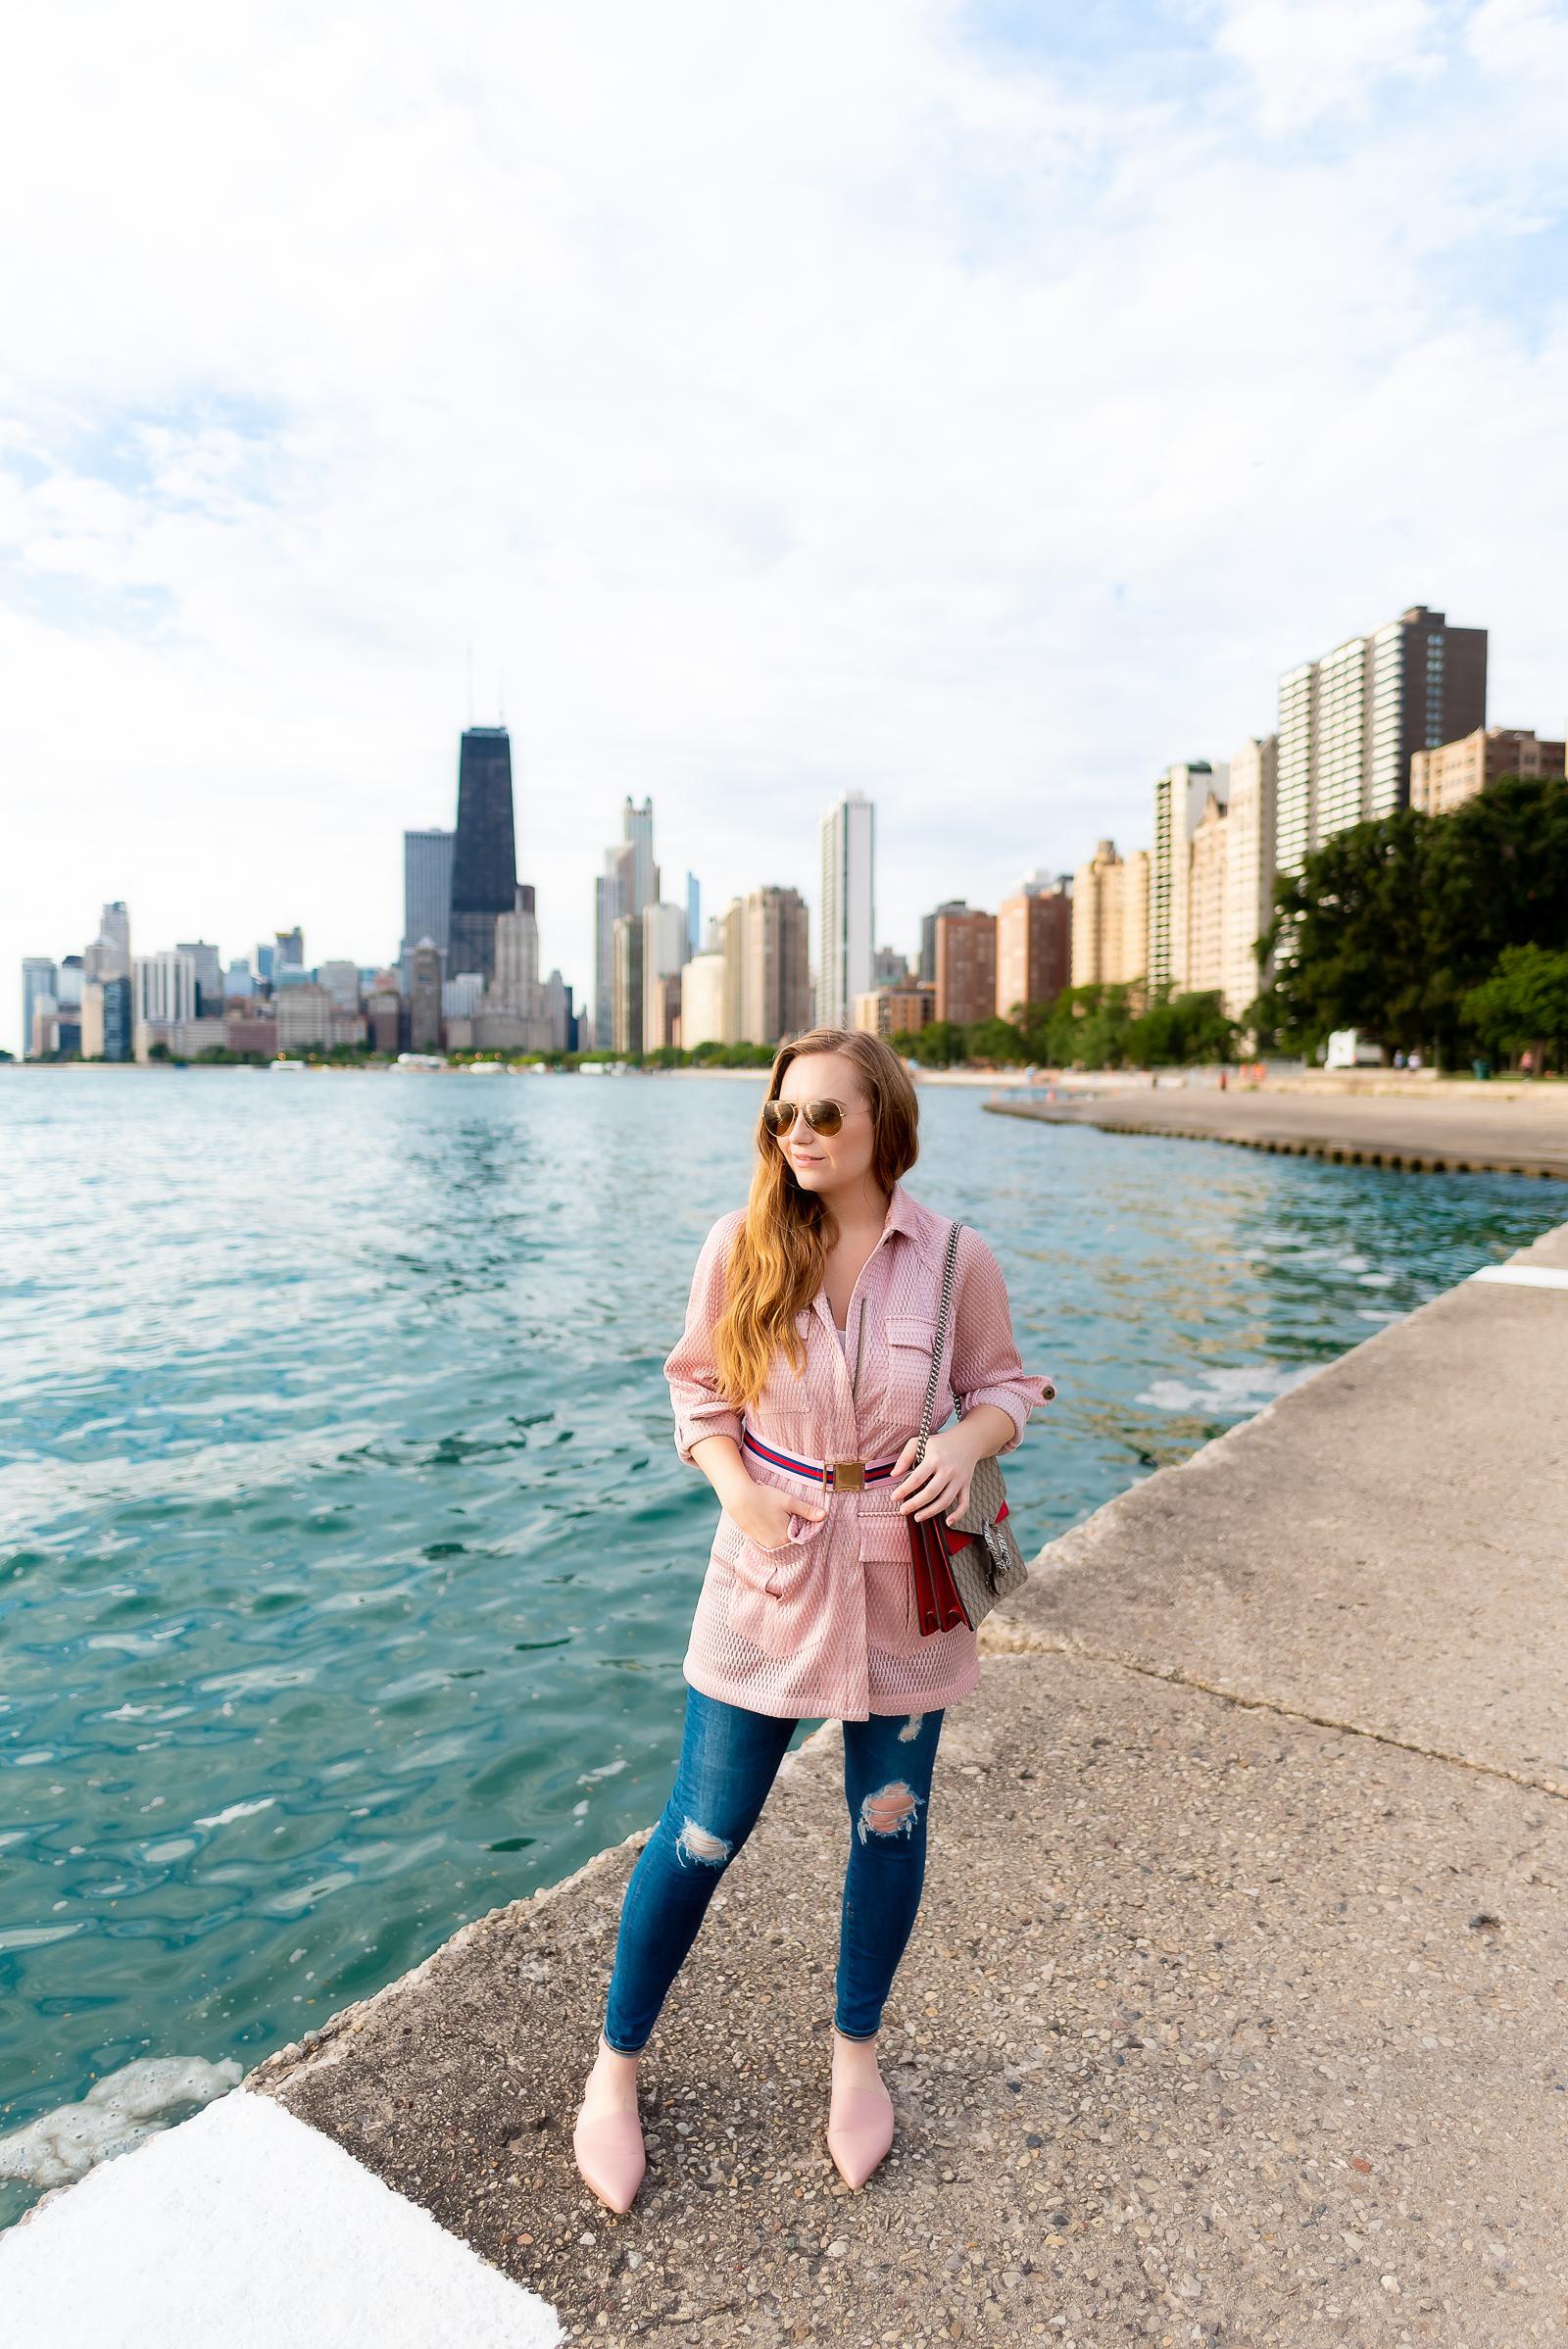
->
xmin=572 ymin=2105 xmax=646 ymax=2214
xmin=826 ymin=2079 xmax=896 ymax=2190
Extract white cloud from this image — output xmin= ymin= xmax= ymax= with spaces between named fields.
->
xmin=1 ymin=0 xmax=1566 ymax=1051
xmin=1212 ymin=0 xmax=1445 ymax=129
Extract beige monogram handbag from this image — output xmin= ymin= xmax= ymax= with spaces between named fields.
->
xmin=909 ymin=1217 xmax=1031 ymax=1633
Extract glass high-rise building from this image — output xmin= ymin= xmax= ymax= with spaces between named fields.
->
xmin=22 ymin=958 xmax=57 ymax=1058
xmin=448 ymin=728 xmax=517 ymax=987
xmin=818 ymin=793 xmax=875 ymax=1030
xmin=102 ymin=974 xmax=133 ymax=1061
xmin=402 ymin=828 xmax=454 ymax=971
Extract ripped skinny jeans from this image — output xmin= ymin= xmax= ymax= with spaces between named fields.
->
xmin=601 ymin=1685 xmax=946 ymax=2053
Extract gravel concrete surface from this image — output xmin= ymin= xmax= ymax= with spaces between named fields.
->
xmin=245 ymin=1219 xmax=1568 ymax=2347
xmin=983 ymin=1089 xmax=1568 ymax=1179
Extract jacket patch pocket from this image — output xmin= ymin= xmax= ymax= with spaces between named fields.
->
xmin=858 ymin=1528 xmax=923 ymax=1658
xmin=726 ymin=1526 xmax=825 ymax=1660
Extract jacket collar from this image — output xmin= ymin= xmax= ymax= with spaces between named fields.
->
xmin=879 ymin=1180 xmax=950 ymax=1271
xmin=798 ymin=1181 xmax=950 ymax=1337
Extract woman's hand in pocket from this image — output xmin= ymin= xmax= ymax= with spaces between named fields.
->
xmin=733 ymin=1484 xmax=828 ymax=1551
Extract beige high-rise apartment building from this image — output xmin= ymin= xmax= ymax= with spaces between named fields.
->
xmin=1410 ymin=727 xmax=1565 ymax=816
xmin=1223 ymin=735 xmax=1278 ymax=1024
xmin=611 ymin=912 xmax=643 ymax=1053
xmin=1070 ymin=841 xmax=1150 ymax=991
xmin=677 ymin=951 xmax=728 ymax=1050
xmin=995 ymin=877 xmax=1071 ymax=1020
xmin=641 ymin=903 xmax=690 ymax=1051
xmin=1186 ymin=792 xmax=1230 ymax=1001
xmin=686 ymin=889 xmax=809 ymax=1049
xmin=737 ymin=886 xmax=810 ymax=1045
xmin=934 ymin=908 xmax=997 ymax=1026
xmin=1150 ymin=761 xmax=1227 ymax=993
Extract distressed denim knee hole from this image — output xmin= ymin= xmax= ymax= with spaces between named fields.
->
xmin=675 ymin=1816 xmax=731 ymax=1869
xmin=856 ymin=1780 xmax=921 ymax=1845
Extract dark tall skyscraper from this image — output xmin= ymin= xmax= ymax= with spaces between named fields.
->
xmin=448 ymin=727 xmax=517 ymax=986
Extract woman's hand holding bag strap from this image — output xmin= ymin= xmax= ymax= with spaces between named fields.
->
xmin=906 ymin=1218 xmax=1032 ymax=1637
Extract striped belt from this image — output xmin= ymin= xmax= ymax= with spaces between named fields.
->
xmin=741 ymin=1423 xmax=900 ymax=1493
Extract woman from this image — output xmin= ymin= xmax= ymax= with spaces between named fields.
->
xmin=573 ymin=1026 xmax=1054 ymax=2212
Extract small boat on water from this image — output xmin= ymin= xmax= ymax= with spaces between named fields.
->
xmin=270 ymin=1057 xmax=306 ymax=1071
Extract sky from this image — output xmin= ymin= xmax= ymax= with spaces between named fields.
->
xmin=4 ymin=0 xmax=1567 ymax=1052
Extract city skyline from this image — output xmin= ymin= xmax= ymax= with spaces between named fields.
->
xmin=6 ymin=6 xmax=1567 ymax=1058
xmin=15 ymin=585 xmax=1565 ymax=1057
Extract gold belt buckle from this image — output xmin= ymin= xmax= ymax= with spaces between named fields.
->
xmin=829 ymin=1458 xmax=866 ymax=1492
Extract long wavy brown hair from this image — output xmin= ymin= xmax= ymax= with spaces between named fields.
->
xmin=710 ymin=1027 xmax=920 ymax=1411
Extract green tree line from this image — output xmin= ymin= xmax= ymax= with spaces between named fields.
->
xmin=1250 ymin=772 xmax=1568 ymax=1071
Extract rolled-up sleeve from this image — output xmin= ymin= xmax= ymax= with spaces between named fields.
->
xmin=949 ymin=1227 xmax=1055 ymax=1455
xmin=663 ymin=1212 xmax=746 ymax=1466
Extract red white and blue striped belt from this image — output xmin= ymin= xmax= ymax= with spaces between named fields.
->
xmin=741 ymin=1423 xmax=900 ymax=1492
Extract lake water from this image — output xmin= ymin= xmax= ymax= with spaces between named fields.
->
xmin=0 ymin=1065 xmax=1558 ymax=2222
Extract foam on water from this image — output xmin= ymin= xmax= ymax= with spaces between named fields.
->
xmin=1137 ymin=1362 xmax=1319 ymax=1416
xmin=0 ymin=2056 xmax=245 ymax=2188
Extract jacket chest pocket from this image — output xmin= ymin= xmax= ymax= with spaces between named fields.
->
xmin=882 ymin=1314 xmax=945 ymax=1433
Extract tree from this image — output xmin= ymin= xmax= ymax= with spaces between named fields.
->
xmin=963 ymin=1015 xmax=1028 ymax=1066
xmin=1043 ymin=982 xmax=1138 ymax=1070
xmin=1127 ymin=985 xmax=1238 ymax=1066
xmin=1461 ymin=944 xmax=1568 ymax=1073
xmin=1259 ymin=774 xmax=1568 ymax=1063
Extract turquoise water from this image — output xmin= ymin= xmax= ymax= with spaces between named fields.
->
xmin=0 ymin=1066 xmax=1559 ymax=2222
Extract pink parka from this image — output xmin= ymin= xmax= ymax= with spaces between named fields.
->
xmin=662 ymin=1181 xmax=1056 ymax=1722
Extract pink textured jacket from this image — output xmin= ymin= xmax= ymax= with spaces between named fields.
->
xmin=662 ymin=1181 xmax=1056 ymax=1723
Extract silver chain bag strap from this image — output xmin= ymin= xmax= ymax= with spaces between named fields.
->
xmin=912 ymin=1217 xmax=1030 ymax=1631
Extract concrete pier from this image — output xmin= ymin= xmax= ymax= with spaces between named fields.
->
xmin=7 ymin=1222 xmax=1565 ymax=2346
xmin=983 ymin=1083 xmax=1568 ymax=1180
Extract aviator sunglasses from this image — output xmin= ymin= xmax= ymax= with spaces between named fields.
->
xmin=761 ymin=1096 xmax=849 ymax=1138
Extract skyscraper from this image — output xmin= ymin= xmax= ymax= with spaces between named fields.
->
xmin=99 ymin=903 xmax=131 ymax=968
xmin=621 ymin=797 xmax=656 ymax=909
xmin=448 ymin=726 xmax=517 ymax=987
xmin=1224 ymin=735 xmax=1278 ymax=1021
xmin=818 ymin=793 xmax=875 ymax=1030
xmin=594 ymin=801 xmax=659 ymax=1047
xmin=402 ymin=828 xmax=454 ymax=977
xmin=176 ymin=942 xmax=222 ymax=1013
xmin=1276 ymin=605 xmax=1487 ymax=877
xmin=1150 ymin=761 xmax=1226 ymax=992
xmin=410 ymin=939 xmax=443 ymax=1050
xmin=1070 ymin=844 xmax=1149 ymax=991
xmin=996 ymin=878 xmax=1071 ymax=1019
xmin=642 ymin=902 xmax=689 ymax=1051
xmin=934 ymin=908 xmax=997 ymax=1026
xmin=102 ymin=974 xmax=133 ymax=1062
xmin=919 ymin=901 xmax=967 ymax=987
xmin=739 ymin=887 xmax=810 ymax=1045
xmin=21 ymin=958 xmax=58 ymax=1059
xmin=612 ymin=912 xmax=645 ymax=1053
